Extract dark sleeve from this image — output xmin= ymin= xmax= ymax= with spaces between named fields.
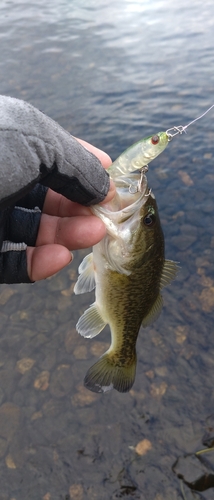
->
xmin=0 ymin=185 xmax=47 ymax=283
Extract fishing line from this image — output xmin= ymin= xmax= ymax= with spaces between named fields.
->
xmin=166 ymin=103 xmax=214 ymax=140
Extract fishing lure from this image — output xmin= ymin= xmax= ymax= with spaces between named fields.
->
xmin=107 ymin=104 xmax=214 ymax=180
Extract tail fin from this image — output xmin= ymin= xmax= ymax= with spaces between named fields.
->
xmin=84 ymin=352 xmax=136 ymax=394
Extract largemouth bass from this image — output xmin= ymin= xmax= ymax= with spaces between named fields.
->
xmin=74 ymin=133 xmax=177 ymax=393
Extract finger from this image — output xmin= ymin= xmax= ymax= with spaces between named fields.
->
xmin=43 ymin=178 xmax=115 ymax=218
xmin=27 ymin=244 xmax=72 ymax=281
xmin=75 ymin=138 xmax=112 ymax=169
xmin=43 ymin=189 xmax=91 ymax=218
xmin=42 ymin=137 xmax=115 ymax=217
xmin=100 ymin=178 xmax=115 ymax=203
xmin=36 ymin=213 xmax=107 ymax=249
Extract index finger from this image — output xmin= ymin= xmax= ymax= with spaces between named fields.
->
xmin=76 ymin=138 xmax=112 ymax=169
xmin=42 ymin=138 xmax=115 ymax=217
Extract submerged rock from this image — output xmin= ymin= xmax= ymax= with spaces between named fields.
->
xmin=173 ymin=452 xmax=214 ymax=491
xmin=0 ymin=402 xmax=21 ymax=441
xmin=134 ymin=439 xmax=152 ymax=456
xmin=16 ymin=358 xmax=35 ymax=374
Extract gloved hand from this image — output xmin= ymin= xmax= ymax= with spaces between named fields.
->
xmin=0 ymin=95 xmax=114 ymax=284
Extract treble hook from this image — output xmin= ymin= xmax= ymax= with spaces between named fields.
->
xmin=128 ymin=165 xmax=149 ymax=194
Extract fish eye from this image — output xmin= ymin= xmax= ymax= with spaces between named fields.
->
xmin=143 ymin=213 xmax=156 ymax=226
xmin=151 ymin=135 xmax=160 ymax=145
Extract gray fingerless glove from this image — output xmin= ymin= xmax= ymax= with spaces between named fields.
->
xmin=0 ymin=95 xmax=110 ymax=208
xmin=0 ymin=95 xmax=110 ymax=283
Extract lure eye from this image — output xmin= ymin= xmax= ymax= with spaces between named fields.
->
xmin=151 ymin=135 xmax=160 ymax=145
xmin=143 ymin=213 xmax=156 ymax=226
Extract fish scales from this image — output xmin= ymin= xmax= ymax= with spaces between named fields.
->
xmin=74 ymin=132 xmax=177 ymax=393
xmin=96 ymin=196 xmax=165 ymax=361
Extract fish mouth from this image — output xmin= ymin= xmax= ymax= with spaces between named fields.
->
xmin=92 ymin=170 xmax=149 ymax=223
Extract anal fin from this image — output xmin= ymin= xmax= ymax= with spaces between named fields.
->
xmin=76 ymin=302 xmax=106 ymax=338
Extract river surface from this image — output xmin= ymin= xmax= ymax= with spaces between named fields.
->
xmin=0 ymin=1 xmax=214 ymax=499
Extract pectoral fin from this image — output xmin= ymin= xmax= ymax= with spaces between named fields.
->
xmin=74 ymin=253 xmax=95 ymax=294
xmin=76 ymin=302 xmax=106 ymax=338
xmin=160 ymin=260 xmax=178 ymax=289
xmin=142 ymin=293 xmax=163 ymax=327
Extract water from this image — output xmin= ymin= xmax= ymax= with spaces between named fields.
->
xmin=0 ymin=0 xmax=214 ymax=498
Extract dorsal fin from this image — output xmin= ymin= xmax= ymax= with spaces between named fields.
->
xmin=160 ymin=260 xmax=179 ymax=289
xmin=142 ymin=293 xmax=163 ymax=328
